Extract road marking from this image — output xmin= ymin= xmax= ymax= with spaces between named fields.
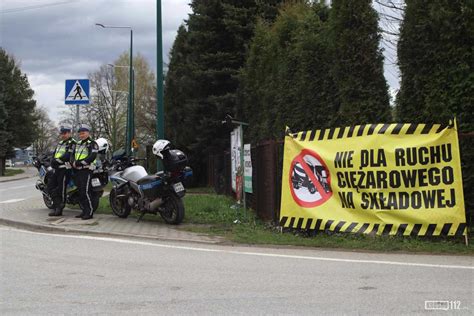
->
xmin=3 ymin=227 xmax=473 ymax=270
xmin=0 ymin=198 xmax=26 ymax=204
xmin=0 ymin=185 xmax=31 ymax=192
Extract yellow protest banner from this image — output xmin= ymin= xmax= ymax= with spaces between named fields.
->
xmin=279 ymin=122 xmax=467 ymax=236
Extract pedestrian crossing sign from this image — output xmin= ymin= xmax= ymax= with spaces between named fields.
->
xmin=65 ymin=79 xmax=90 ymax=104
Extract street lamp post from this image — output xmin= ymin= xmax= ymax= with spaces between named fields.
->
xmin=157 ymin=0 xmax=164 ymax=140
xmin=108 ymin=64 xmax=135 ymax=153
xmin=96 ymin=23 xmax=134 ymax=156
xmin=110 ymin=88 xmax=130 ymax=153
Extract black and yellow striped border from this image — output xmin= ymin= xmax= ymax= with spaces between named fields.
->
xmin=279 ymin=216 xmax=467 ymax=237
xmin=290 ymin=123 xmax=451 ymax=142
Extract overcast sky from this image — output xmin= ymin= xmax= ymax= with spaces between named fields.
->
xmin=1 ymin=0 xmax=400 ymax=124
xmin=1 ymin=0 xmax=191 ymax=122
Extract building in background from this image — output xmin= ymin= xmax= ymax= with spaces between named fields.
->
xmin=13 ymin=146 xmax=36 ymax=165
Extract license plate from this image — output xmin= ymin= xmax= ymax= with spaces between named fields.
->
xmin=91 ymin=178 xmax=101 ymax=187
xmin=173 ymin=182 xmax=185 ymax=193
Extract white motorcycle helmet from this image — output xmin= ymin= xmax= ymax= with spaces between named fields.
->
xmin=96 ymin=137 xmax=109 ymax=154
xmin=152 ymin=139 xmax=171 ymax=159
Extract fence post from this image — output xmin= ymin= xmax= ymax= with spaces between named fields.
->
xmin=255 ymin=140 xmax=277 ymax=220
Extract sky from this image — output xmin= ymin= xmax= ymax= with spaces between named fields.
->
xmin=1 ymin=0 xmax=400 ymax=124
xmin=1 ymin=0 xmax=191 ymax=122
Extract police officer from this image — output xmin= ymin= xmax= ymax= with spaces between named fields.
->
xmin=71 ymin=124 xmax=98 ymax=220
xmin=47 ymin=125 xmax=75 ymax=216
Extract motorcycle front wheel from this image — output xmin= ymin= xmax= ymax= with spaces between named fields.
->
xmin=109 ymin=188 xmax=131 ymax=218
xmin=43 ymin=194 xmax=54 ymax=209
xmin=160 ymin=194 xmax=184 ymax=225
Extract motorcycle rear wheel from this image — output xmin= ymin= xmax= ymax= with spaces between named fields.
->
xmin=43 ymin=194 xmax=54 ymax=209
xmin=109 ymin=188 xmax=131 ymax=218
xmin=160 ymin=194 xmax=184 ymax=225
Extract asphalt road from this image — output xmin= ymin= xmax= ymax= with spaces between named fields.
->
xmin=1 ymin=226 xmax=472 ymax=315
xmin=0 ymin=177 xmax=38 ymax=204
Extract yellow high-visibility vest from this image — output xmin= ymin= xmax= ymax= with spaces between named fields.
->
xmin=54 ymin=141 xmax=68 ymax=159
xmin=75 ymin=139 xmax=96 ymax=168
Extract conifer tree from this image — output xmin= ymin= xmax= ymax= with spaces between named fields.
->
xmin=164 ymin=25 xmax=192 ymax=152
xmin=397 ymin=0 xmax=473 ymax=222
xmin=256 ymin=0 xmax=284 ymax=23
xmin=239 ymin=2 xmax=337 ymax=141
xmin=329 ymin=0 xmax=391 ymax=125
xmin=397 ymin=0 xmax=473 ymax=129
xmin=164 ymin=0 xmax=259 ymax=184
xmin=0 ymin=48 xmax=37 ymax=175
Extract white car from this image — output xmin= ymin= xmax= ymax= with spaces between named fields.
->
xmin=5 ymin=159 xmax=13 ymax=167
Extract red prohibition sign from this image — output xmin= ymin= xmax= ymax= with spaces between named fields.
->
xmin=289 ymin=149 xmax=332 ymax=208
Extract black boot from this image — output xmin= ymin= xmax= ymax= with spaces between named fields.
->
xmin=81 ymin=213 xmax=93 ymax=220
xmin=51 ymin=208 xmax=63 ymax=216
xmin=75 ymin=213 xmax=84 ymax=218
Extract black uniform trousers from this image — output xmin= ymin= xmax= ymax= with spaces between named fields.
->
xmin=74 ymin=169 xmax=94 ymax=216
xmin=47 ymin=168 xmax=70 ymax=210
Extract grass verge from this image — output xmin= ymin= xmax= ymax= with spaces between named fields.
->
xmin=186 ymin=187 xmax=216 ymax=194
xmin=94 ymin=192 xmax=473 ymax=254
xmin=3 ymin=168 xmax=25 ymax=177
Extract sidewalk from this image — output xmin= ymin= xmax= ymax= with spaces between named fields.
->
xmin=0 ymin=196 xmax=224 ymax=244
xmin=0 ymin=166 xmax=38 ymax=182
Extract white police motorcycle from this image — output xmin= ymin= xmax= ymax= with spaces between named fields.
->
xmin=108 ymin=140 xmax=192 ymax=225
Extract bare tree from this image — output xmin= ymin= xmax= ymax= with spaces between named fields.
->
xmin=373 ymin=0 xmax=405 ymax=62
xmin=59 ymin=105 xmax=77 ymax=129
xmin=373 ymin=0 xmax=406 ymax=100
xmin=81 ymin=64 xmax=128 ymax=152
xmin=33 ymin=107 xmax=57 ymax=155
xmin=114 ymin=52 xmax=157 ymax=148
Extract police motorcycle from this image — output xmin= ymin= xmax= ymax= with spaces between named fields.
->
xmin=108 ymin=140 xmax=193 ymax=225
xmin=33 ymin=138 xmax=110 ymax=212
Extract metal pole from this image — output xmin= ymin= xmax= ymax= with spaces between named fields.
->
xmin=156 ymin=0 xmax=164 ymax=140
xmin=131 ymin=68 xmax=135 ymax=155
xmin=95 ymin=24 xmax=132 ymax=153
xmin=112 ymin=122 xmax=117 ymax=153
xmin=127 ymin=29 xmax=133 ymax=156
xmin=156 ymin=0 xmax=164 ymax=171
xmin=76 ymin=104 xmax=80 ymax=131
xmin=240 ymin=124 xmax=246 ymax=213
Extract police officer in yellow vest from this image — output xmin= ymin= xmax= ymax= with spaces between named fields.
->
xmin=71 ymin=124 xmax=98 ymax=220
xmin=48 ymin=125 xmax=76 ymax=216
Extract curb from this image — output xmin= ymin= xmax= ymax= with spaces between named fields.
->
xmin=0 ymin=176 xmax=32 ymax=183
xmin=0 ymin=217 xmax=224 ymax=245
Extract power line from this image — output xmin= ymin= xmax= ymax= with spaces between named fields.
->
xmin=1 ymin=0 xmax=80 ymax=14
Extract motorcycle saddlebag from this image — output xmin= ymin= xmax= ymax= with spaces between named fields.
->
xmin=163 ymin=149 xmax=188 ymax=172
